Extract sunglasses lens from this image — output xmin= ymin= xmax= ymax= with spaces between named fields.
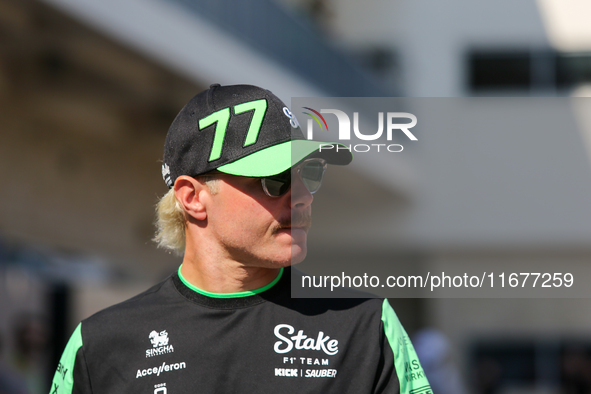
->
xmin=262 ymin=170 xmax=291 ymax=197
xmin=261 ymin=159 xmax=327 ymax=197
xmin=300 ymin=161 xmax=326 ymax=194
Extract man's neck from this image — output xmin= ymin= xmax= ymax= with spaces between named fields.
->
xmin=179 ymin=256 xmax=282 ymax=294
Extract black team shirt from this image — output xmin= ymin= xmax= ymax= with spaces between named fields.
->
xmin=50 ymin=267 xmax=431 ymax=394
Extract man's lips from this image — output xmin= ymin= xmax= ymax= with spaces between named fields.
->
xmin=275 ymin=224 xmax=310 ymax=233
xmin=283 ymin=226 xmax=308 ymax=232
xmin=274 ymin=211 xmax=311 ymax=233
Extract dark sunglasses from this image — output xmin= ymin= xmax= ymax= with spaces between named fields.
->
xmin=261 ymin=158 xmax=327 ymax=198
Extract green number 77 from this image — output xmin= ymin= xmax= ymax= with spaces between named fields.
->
xmin=198 ymin=99 xmax=268 ymax=161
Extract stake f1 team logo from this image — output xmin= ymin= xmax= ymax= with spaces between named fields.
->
xmin=146 ymin=330 xmax=174 ymax=358
xmin=302 ymin=107 xmax=417 ymax=153
xmin=273 ymin=324 xmax=339 ymax=356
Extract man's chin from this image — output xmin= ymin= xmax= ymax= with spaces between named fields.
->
xmin=290 ymin=243 xmax=307 ymax=266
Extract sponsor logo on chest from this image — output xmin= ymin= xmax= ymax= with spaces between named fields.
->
xmin=146 ymin=330 xmax=174 ymax=358
xmin=273 ymin=324 xmax=339 ymax=355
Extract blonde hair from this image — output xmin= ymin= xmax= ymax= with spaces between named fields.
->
xmin=153 ymin=177 xmax=219 ymax=254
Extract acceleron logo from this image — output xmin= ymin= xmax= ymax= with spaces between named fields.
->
xmin=301 ymin=107 xmax=417 ymax=153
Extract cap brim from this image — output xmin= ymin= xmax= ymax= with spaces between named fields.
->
xmin=217 ymin=140 xmax=353 ymax=177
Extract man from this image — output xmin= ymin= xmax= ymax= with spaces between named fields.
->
xmin=50 ymin=84 xmax=431 ymax=393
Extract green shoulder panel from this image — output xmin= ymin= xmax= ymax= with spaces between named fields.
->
xmin=381 ymin=299 xmax=432 ymax=394
xmin=49 ymin=323 xmax=83 ymax=394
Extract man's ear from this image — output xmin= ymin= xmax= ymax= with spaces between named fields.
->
xmin=174 ymin=176 xmax=209 ymax=221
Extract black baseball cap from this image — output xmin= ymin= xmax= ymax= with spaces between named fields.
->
xmin=161 ymin=84 xmax=352 ymax=188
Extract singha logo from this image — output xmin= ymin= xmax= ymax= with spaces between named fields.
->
xmin=149 ymin=330 xmax=169 ymax=348
xmin=146 ymin=330 xmax=174 ymax=358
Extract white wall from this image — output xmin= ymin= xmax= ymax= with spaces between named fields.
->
xmin=329 ymin=0 xmax=553 ymax=96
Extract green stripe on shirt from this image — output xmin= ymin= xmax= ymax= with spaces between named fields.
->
xmin=50 ymin=323 xmax=83 ymax=394
xmin=381 ymin=299 xmax=432 ymax=394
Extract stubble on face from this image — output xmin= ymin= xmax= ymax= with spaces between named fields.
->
xmin=207 ymin=175 xmax=314 ymax=268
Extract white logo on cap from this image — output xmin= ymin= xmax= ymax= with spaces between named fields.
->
xmin=162 ymin=164 xmax=172 ymax=187
xmin=283 ymin=107 xmax=300 ymax=129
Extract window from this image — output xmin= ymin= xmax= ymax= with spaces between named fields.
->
xmin=468 ymin=49 xmax=591 ymax=94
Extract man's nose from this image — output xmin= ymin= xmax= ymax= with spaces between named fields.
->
xmin=290 ymin=173 xmax=314 ymax=209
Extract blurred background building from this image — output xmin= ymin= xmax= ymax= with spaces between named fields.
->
xmin=2 ymin=0 xmax=591 ymax=393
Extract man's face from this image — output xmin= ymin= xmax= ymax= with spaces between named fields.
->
xmin=204 ymin=171 xmax=313 ymax=268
